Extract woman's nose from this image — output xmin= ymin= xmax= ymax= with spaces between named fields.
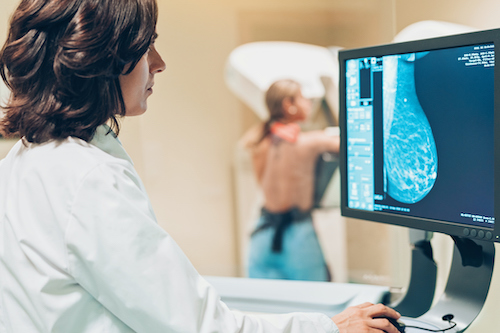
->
xmin=150 ymin=46 xmax=166 ymax=74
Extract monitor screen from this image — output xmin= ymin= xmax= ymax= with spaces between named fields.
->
xmin=339 ymin=29 xmax=500 ymax=242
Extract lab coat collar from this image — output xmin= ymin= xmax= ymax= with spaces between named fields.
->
xmin=89 ymin=124 xmax=134 ymax=165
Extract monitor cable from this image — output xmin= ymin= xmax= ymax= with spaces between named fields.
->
xmin=405 ymin=314 xmax=457 ymax=332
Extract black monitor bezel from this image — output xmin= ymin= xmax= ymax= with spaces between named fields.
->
xmin=339 ymin=28 xmax=500 ymax=242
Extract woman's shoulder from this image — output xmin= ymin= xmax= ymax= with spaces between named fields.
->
xmin=18 ymin=137 xmax=131 ymax=181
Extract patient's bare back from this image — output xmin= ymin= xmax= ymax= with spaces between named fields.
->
xmin=250 ymin=129 xmax=339 ymax=213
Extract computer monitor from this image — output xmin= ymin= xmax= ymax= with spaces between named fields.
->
xmin=339 ymin=28 xmax=500 ymax=243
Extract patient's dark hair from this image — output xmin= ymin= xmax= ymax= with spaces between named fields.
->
xmin=0 ymin=0 xmax=158 ymax=143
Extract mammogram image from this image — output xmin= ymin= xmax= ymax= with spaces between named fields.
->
xmin=383 ymin=53 xmax=438 ymax=204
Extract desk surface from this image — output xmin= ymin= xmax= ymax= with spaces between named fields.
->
xmin=204 ymin=276 xmax=389 ymax=317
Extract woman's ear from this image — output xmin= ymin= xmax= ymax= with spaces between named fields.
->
xmin=282 ymin=97 xmax=297 ymax=116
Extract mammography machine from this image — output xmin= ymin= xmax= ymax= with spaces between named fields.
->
xmin=226 ymin=40 xmax=349 ymax=283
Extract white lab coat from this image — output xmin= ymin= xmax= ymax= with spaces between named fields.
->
xmin=0 ymin=125 xmax=338 ymax=333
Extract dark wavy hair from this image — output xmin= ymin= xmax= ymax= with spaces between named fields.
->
xmin=0 ymin=0 xmax=158 ymax=143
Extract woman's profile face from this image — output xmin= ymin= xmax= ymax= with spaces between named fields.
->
xmin=119 ymin=43 xmax=166 ymax=116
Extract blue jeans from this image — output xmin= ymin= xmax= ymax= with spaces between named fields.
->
xmin=248 ymin=208 xmax=329 ymax=281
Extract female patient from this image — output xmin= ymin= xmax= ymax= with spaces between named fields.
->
xmin=0 ymin=0 xmax=400 ymax=332
xmin=245 ymin=79 xmax=339 ymax=281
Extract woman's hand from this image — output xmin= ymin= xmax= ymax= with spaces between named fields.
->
xmin=332 ymin=302 xmax=402 ymax=333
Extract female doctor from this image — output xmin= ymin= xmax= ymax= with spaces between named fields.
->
xmin=0 ymin=0 xmax=401 ymax=332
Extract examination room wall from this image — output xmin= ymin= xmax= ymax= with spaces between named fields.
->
xmin=1 ymin=0 xmax=500 ymax=284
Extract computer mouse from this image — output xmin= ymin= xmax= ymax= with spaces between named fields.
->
xmin=375 ymin=316 xmax=406 ymax=333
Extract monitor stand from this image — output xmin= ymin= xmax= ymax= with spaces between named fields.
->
xmin=395 ymin=235 xmax=495 ymax=332
xmin=391 ymin=232 xmax=437 ymax=317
